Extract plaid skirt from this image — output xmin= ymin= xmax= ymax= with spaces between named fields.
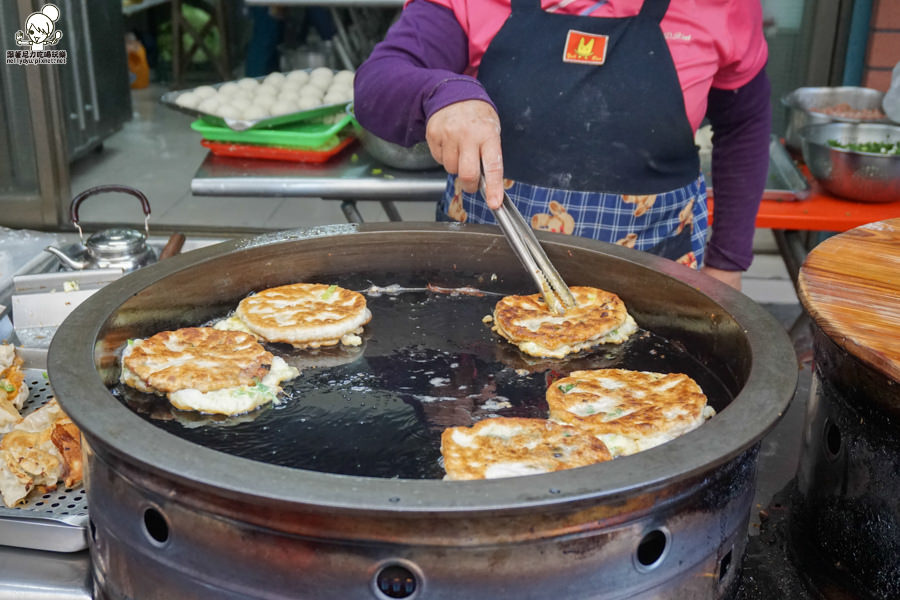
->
xmin=437 ymin=174 xmax=709 ymax=269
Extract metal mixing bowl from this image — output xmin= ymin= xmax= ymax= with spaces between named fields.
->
xmin=782 ymin=87 xmax=889 ymax=152
xmin=347 ymin=106 xmax=440 ymax=170
xmin=800 ymin=122 xmax=900 ymax=203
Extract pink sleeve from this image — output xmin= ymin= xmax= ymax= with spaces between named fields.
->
xmin=710 ymin=0 xmax=769 ymax=90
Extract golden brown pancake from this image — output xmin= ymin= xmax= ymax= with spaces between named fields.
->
xmin=492 ymin=286 xmax=637 ymax=359
xmin=120 ymin=327 xmax=299 ymax=415
xmin=122 ymin=327 xmax=273 ymax=394
xmin=546 ymin=369 xmax=715 ymax=457
xmin=233 ymin=283 xmax=372 ymax=348
xmin=440 ymin=417 xmax=612 ymax=480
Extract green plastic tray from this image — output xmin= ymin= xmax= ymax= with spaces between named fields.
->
xmin=190 ymin=112 xmax=354 ymax=150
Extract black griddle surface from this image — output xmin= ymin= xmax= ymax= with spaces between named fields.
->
xmin=114 ymin=285 xmax=732 ymax=479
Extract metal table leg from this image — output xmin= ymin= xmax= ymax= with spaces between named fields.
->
xmin=772 ymin=229 xmax=807 ymax=294
xmin=379 ymin=200 xmax=402 ymax=222
xmin=329 ymin=8 xmax=359 ymax=69
xmin=340 ymin=200 xmax=403 ymax=223
xmin=773 ymin=229 xmax=814 ymax=355
xmin=341 ymin=200 xmax=364 ymax=224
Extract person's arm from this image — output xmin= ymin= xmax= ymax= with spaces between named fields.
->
xmin=353 ymin=0 xmax=491 ymax=147
xmin=703 ymin=67 xmax=772 ymax=287
xmin=353 ymin=1 xmax=505 ymax=206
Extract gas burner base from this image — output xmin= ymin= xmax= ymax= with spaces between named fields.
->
xmin=736 ymin=482 xmax=818 ymax=600
xmin=737 ymin=480 xmax=875 ymax=600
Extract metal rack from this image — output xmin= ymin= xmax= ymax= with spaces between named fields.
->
xmin=0 ymin=351 xmax=89 ymax=554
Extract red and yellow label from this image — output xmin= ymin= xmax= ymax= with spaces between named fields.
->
xmin=563 ymin=30 xmax=609 ymax=65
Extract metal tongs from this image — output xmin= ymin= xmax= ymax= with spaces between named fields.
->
xmin=480 ymin=175 xmax=577 ymax=315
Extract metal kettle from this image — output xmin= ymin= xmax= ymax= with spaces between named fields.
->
xmin=44 ymin=185 xmax=158 ymax=272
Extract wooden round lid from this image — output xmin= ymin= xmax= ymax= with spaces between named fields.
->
xmin=799 ymin=218 xmax=900 ymax=383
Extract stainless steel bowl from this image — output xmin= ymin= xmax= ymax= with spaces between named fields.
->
xmin=782 ymin=87 xmax=888 ymax=152
xmin=800 ymin=122 xmax=900 ymax=203
xmin=348 ymin=107 xmax=440 ymax=170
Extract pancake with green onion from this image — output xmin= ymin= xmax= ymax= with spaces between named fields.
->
xmin=229 ymin=283 xmax=371 ymax=349
xmin=120 ymin=327 xmax=298 ymax=415
xmin=492 ymin=286 xmax=637 ymax=358
xmin=546 ymin=369 xmax=715 ymax=457
xmin=440 ymin=417 xmax=612 ymax=480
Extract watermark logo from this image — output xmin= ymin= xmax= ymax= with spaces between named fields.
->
xmin=7 ymin=4 xmax=66 ymax=65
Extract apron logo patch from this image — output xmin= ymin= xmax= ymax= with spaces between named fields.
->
xmin=563 ymin=30 xmax=608 ymax=65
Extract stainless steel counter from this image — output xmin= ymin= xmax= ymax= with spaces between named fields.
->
xmin=0 ymin=546 xmax=91 ymax=600
xmin=191 ymin=145 xmax=446 ymax=222
xmin=191 ymin=135 xmax=811 ymax=223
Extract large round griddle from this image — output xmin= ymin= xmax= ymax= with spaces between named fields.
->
xmin=49 ymin=222 xmax=795 ymax=513
xmin=115 ymin=273 xmax=734 ymax=480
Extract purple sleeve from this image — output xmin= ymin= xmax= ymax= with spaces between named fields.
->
xmin=704 ymin=67 xmax=772 ymax=272
xmin=353 ymin=0 xmax=495 ymax=147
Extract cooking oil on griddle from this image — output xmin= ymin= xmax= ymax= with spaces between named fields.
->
xmin=114 ymin=286 xmax=732 ymax=479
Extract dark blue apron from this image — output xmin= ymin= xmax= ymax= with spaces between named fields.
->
xmin=438 ymin=0 xmax=708 ymax=266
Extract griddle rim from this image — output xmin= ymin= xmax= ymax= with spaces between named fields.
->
xmin=48 ymin=222 xmax=797 ymax=515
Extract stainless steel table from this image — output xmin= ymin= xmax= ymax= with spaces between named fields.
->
xmin=0 ymin=546 xmax=91 ymax=599
xmin=191 ymin=145 xmax=446 ymax=223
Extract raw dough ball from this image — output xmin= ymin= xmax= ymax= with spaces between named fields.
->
xmin=298 ymin=85 xmax=324 ymax=99
xmin=193 ymin=85 xmax=217 ymax=98
xmin=229 ymin=90 xmax=252 ymax=103
xmin=237 ymin=77 xmax=259 ymax=90
xmin=217 ymin=103 xmax=243 ymax=119
xmin=281 ymin=78 xmax=309 ymax=92
xmin=333 ymin=70 xmax=354 ymax=86
xmin=296 ymin=96 xmax=320 ymax=110
xmin=306 ymin=75 xmax=331 ymax=91
xmin=286 ymin=70 xmax=310 ymax=85
xmin=243 ymin=105 xmax=270 ymax=120
xmin=257 ymin=83 xmax=279 ymax=97
xmin=277 ymin=89 xmax=299 ymax=102
xmin=270 ymin=99 xmax=298 ymax=116
xmin=253 ymin=95 xmax=276 ymax=110
xmin=264 ymin=72 xmax=286 ymax=87
xmin=323 ymin=85 xmax=352 ymax=104
xmin=310 ymin=67 xmax=333 ymax=82
xmin=175 ymin=91 xmax=201 ymax=108
xmin=197 ymin=97 xmax=221 ymax=114
xmin=218 ymin=81 xmax=241 ymax=95
xmin=325 ymin=82 xmax=353 ymax=103
xmin=230 ymin=96 xmax=252 ymax=111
